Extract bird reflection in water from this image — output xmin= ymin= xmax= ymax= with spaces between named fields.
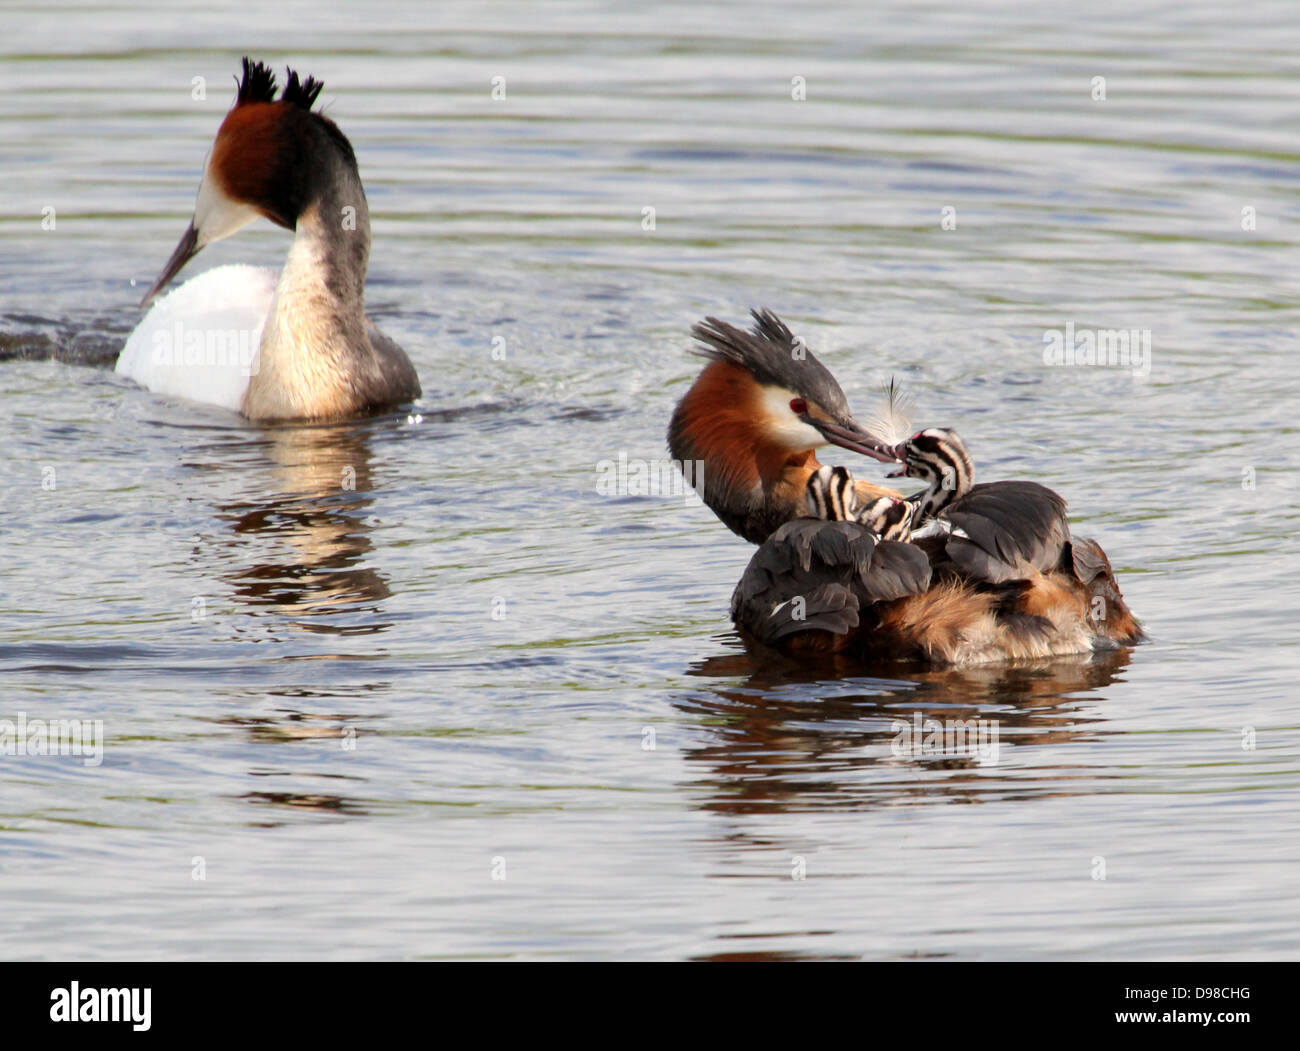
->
xmin=204 ymin=421 xmax=397 ymax=821
xmin=216 ymin=421 xmax=393 ymax=636
xmin=217 ymin=708 xmax=381 ymax=823
xmin=676 ymin=644 xmax=1134 ymax=816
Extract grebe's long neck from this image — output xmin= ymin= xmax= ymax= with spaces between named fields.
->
xmin=243 ymin=159 xmax=378 ymax=421
xmin=909 ymin=474 xmax=962 ymax=522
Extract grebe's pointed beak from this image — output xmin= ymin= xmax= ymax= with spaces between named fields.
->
xmin=813 ymin=419 xmax=902 ymax=465
xmin=140 ymin=223 xmax=200 ymax=308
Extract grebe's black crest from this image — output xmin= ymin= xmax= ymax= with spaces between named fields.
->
xmin=282 ymin=68 xmax=325 ymax=110
xmin=690 ymin=309 xmax=851 ymax=419
xmin=230 ymin=57 xmax=356 ymax=174
xmin=236 ymin=58 xmax=279 ymax=106
xmin=235 ymin=58 xmax=325 ymax=112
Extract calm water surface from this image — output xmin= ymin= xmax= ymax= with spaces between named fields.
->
xmin=2 ymin=1 xmax=1299 ymax=960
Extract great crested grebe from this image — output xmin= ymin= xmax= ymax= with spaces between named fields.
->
xmin=116 ymin=58 xmax=420 ymax=421
xmin=668 ymin=310 xmax=903 ymax=545
xmin=671 ymin=310 xmax=1143 ymax=664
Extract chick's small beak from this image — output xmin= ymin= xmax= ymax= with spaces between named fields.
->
xmin=140 ymin=223 xmax=200 ymax=308
xmin=811 ymin=418 xmax=901 ymax=464
xmin=885 ymin=442 xmax=908 ymax=477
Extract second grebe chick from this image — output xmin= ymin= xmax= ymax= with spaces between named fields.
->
xmin=889 ymin=426 xmax=1076 ymax=583
xmin=805 ymin=465 xmax=914 ymax=541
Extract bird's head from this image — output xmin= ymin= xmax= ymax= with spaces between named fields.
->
xmin=667 ymin=310 xmax=899 ymax=541
xmin=140 ymin=57 xmax=360 ymax=307
xmin=889 ymin=427 xmax=974 ymax=505
xmin=857 ymin=494 xmax=914 ymax=542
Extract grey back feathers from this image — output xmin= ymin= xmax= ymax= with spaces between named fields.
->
xmin=898 ymin=428 xmax=1072 ymax=583
xmin=725 ymin=392 xmax=1142 ymax=656
xmin=940 ymin=481 xmax=1070 ymax=583
xmin=732 ymin=518 xmax=932 ymax=645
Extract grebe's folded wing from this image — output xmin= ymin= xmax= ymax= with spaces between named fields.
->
xmin=731 ymin=519 xmax=930 ymax=646
xmin=941 ymin=480 xmax=1070 ymax=584
xmin=364 ymin=320 xmax=422 ymax=401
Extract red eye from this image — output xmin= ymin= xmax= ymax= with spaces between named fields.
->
xmin=789 ymin=398 xmax=807 ymax=414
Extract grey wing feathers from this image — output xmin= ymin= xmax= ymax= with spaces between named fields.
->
xmin=749 ymin=583 xmax=862 ymax=642
xmin=766 ymin=519 xmax=873 ymax=574
xmin=942 ymin=481 xmax=1070 ymax=583
xmin=365 ymin=320 xmax=422 ymax=400
xmin=863 ymin=540 xmax=933 ymax=601
xmin=1066 ymin=535 xmax=1113 ymax=584
xmin=732 ymin=519 xmax=931 ymax=646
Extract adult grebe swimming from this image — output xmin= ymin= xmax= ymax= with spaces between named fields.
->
xmin=669 ymin=310 xmax=1142 ymax=663
xmin=116 ymin=58 xmax=420 ymax=421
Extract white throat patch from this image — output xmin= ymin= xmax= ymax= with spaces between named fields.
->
xmin=193 ymin=160 xmax=260 ymax=248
